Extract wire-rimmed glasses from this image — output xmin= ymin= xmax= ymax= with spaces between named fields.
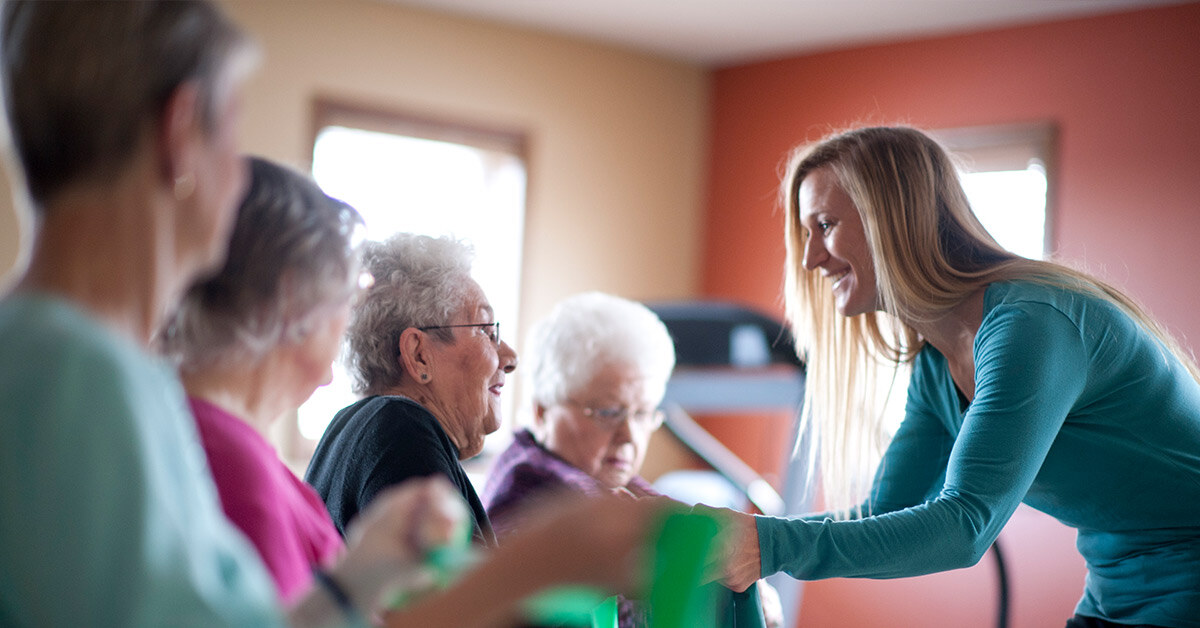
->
xmin=566 ymin=399 xmax=665 ymax=430
xmin=418 ymin=322 xmax=500 ymax=346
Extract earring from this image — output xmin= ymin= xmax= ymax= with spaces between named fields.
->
xmin=420 ymin=373 xmax=430 ymax=382
xmin=173 ymin=172 xmax=195 ymax=201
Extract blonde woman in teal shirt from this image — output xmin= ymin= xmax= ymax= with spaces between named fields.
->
xmin=713 ymin=127 xmax=1200 ymax=628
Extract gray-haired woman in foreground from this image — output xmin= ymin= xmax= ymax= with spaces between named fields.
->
xmin=0 ymin=2 xmax=460 ymax=625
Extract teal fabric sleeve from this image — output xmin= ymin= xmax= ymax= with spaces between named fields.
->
xmin=754 ymin=282 xmax=1200 ymax=626
xmin=0 ymin=296 xmax=284 ymax=627
xmin=758 ymin=297 xmax=1088 ymax=580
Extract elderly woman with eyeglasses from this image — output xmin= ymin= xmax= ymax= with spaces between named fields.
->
xmin=306 ymin=233 xmax=518 ymax=548
xmin=481 ymin=292 xmax=672 ymax=627
xmin=482 ymin=292 xmax=673 ymax=536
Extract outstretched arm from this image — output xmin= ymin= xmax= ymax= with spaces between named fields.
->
xmin=382 ymin=495 xmax=669 ymax=628
xmin=717 ymin=302 xmax=1089 ymax=587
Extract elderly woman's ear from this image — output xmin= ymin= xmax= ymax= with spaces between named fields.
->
xmin=159 ymin=81 xmax=205 ymax=195
xmin=397 ymin=327 xmax=433 ymax=383
xmin=530 ymin=404 xmax=549 ymax=438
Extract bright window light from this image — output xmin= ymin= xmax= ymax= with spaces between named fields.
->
xmin=297 ymin=125 xmax=527 ymax=441
xmin=959 ymin=163 xmax=1047 ymax=260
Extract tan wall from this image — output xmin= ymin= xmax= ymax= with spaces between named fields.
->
xmin=222 ymin=0 xmax=709 ymax=338
xmin=0 ymin=0 xmax=708 ymax=346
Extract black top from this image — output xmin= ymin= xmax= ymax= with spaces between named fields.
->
xmin=305 ymin=395 xmax=496 ymax=547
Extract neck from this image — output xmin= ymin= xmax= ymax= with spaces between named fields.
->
xmin=17 ymin=176 xmax=188 ymax=347
xmin=181 ymin=358 xmax=285 ymax=436
xmin=907 ymin=287 xmax=988 ymax=365
xmin=381 ymin=380 xmax=466 ymax=457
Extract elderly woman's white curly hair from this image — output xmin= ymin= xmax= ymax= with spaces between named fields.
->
xmin=525 ymin=291 xmax=676 ymax=411
xmin=345 ymin=233 xmax=476 ymax=396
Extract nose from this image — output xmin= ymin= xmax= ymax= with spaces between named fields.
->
xmin=611 ymin=416 xmax=635 ymax=444
xmin=802 ymin=233 xmax=827 ymax=271
xmin=499 ymin=340 xmax=518 ymax=374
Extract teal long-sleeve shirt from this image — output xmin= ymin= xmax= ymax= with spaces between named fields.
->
xmin=757 ymin=281 xmax=1200 ymax=627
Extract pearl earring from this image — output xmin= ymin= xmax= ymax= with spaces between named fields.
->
xmin=173 ymin=173 xmax=195 ymax=201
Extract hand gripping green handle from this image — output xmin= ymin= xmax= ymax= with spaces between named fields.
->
xmin=522 ymin=508 xmax=723 ymax=628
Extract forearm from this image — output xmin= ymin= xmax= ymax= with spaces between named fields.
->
xmin=380 ymin=495 xmax=659 ymax=628
xmin=757 ymin=494 xmax=1000 ymax=581
xmin=380 ymin=530 xmax=575 ymax=628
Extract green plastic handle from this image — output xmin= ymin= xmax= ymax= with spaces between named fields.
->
xmin=646 ymin=510 xmax=722 ymax=628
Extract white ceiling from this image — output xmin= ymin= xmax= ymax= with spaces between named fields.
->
xmin=386 ymin=0 xmax=1189 ymax=66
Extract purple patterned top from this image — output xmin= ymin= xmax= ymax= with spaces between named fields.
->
xmin=482 ymin=429 xmax=658 ymax=628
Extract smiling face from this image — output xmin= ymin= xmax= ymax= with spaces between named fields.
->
xmin=798 ymin=166 xmax=881 ymax=318
xmin=536 ymin=361 xmax=660 ymax=491
xmin=424 ymin=278 xmax=518 ymax=459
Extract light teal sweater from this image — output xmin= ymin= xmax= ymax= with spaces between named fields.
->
xmin=0 ymin=295 xmax=284 ymax=627
xmin=758 ymin=281 xmax=1200 ymax=626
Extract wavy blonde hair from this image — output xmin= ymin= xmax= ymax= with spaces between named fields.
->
xmin=782 ymin=126 xmax=1200 ymax=516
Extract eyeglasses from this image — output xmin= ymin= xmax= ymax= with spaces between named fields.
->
xmin=566 ymin=399 xmax=665 ymax=430
xmin=418 ymin=322 xmax=500 ymax=346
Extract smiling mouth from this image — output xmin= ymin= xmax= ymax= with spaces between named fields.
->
xmin=829 ymin=271 xmax=849 ymax=289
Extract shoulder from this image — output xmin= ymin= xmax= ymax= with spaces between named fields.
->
xmin=0 ymin=295 xmax=183 ymax=449
xmin=323 ymin=396 xmax=448 ymax=453
xmin=485 ymin=433 xmax=604 ymax=505
xmin=191 ymin=401 xmax=280 ymax=503
xmin=344 ymin=398 xmax=464 ymax=485
xmin=374 ymin=397 xmax=456 ymax=455
xmin=984 ymin=279 xmax=1120 ymax=326
xmin=346 ymin=396 xmax=441 ymax=434
xmin=1 ymin=295 xmax=154 ymax=389
xmin=979 ymin=280 xmax=1092 ymax=347
xmin=491 ymin=458 xmax=578 ymax=500
xmin=0 ymin=300 xmax=284 ymax=625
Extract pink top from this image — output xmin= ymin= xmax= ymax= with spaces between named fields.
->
xmin=189 ymin=397 xmax=344 ymax=603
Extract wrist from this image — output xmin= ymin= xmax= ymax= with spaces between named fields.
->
xmin=313 ymin=568 xmax=366 ymax=626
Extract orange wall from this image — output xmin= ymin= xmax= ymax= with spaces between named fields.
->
xmin=702 ymin=4 xmax=1200 ymax=627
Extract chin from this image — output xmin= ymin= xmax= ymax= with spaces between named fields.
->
xmin=482 ymin=411 xmax=501 ymax=435
xmin=836 ymin=298 xmax=873 ymax=318
xmin=459 ymin=439 xmax=484 ymax=460
xmin=597 ymin=471 xmax=630 ymax=491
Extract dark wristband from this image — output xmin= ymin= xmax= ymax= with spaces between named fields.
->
xmin=313 ymin=569 xmax=360 ymax=623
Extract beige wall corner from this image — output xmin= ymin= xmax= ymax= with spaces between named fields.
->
xmin=222 ymin=0 xmax=710 ymax=341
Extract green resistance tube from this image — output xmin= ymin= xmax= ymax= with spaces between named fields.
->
xmin=391 ymin=507 xmax=728 ymax=628
xmin=523 ymin=587 xmax=615 ymax=627
xmin=646 ymin=510 xmax=722 ymax=628
xmin=522 ymin=508 xmax=724 ymax=628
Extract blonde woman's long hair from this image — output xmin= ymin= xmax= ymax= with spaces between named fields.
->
xmin=782 ymin=126 xmax=1200 ymax=517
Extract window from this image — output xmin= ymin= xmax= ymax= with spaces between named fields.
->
xmin=296 ymin=101 xmax=528 ymax=443
xmin=932 ymin=123 xmax=1055 ymax=260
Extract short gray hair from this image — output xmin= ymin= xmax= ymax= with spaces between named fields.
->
xmin=346 ymin=233 xmax=475 ymax=395
xmin=160 ymin=156 xmax=362 ymax=370
xmin=526 ymin=292 xmax=676 ymax=408
xmin=1 ymin=0 xmax=258 ymax=209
